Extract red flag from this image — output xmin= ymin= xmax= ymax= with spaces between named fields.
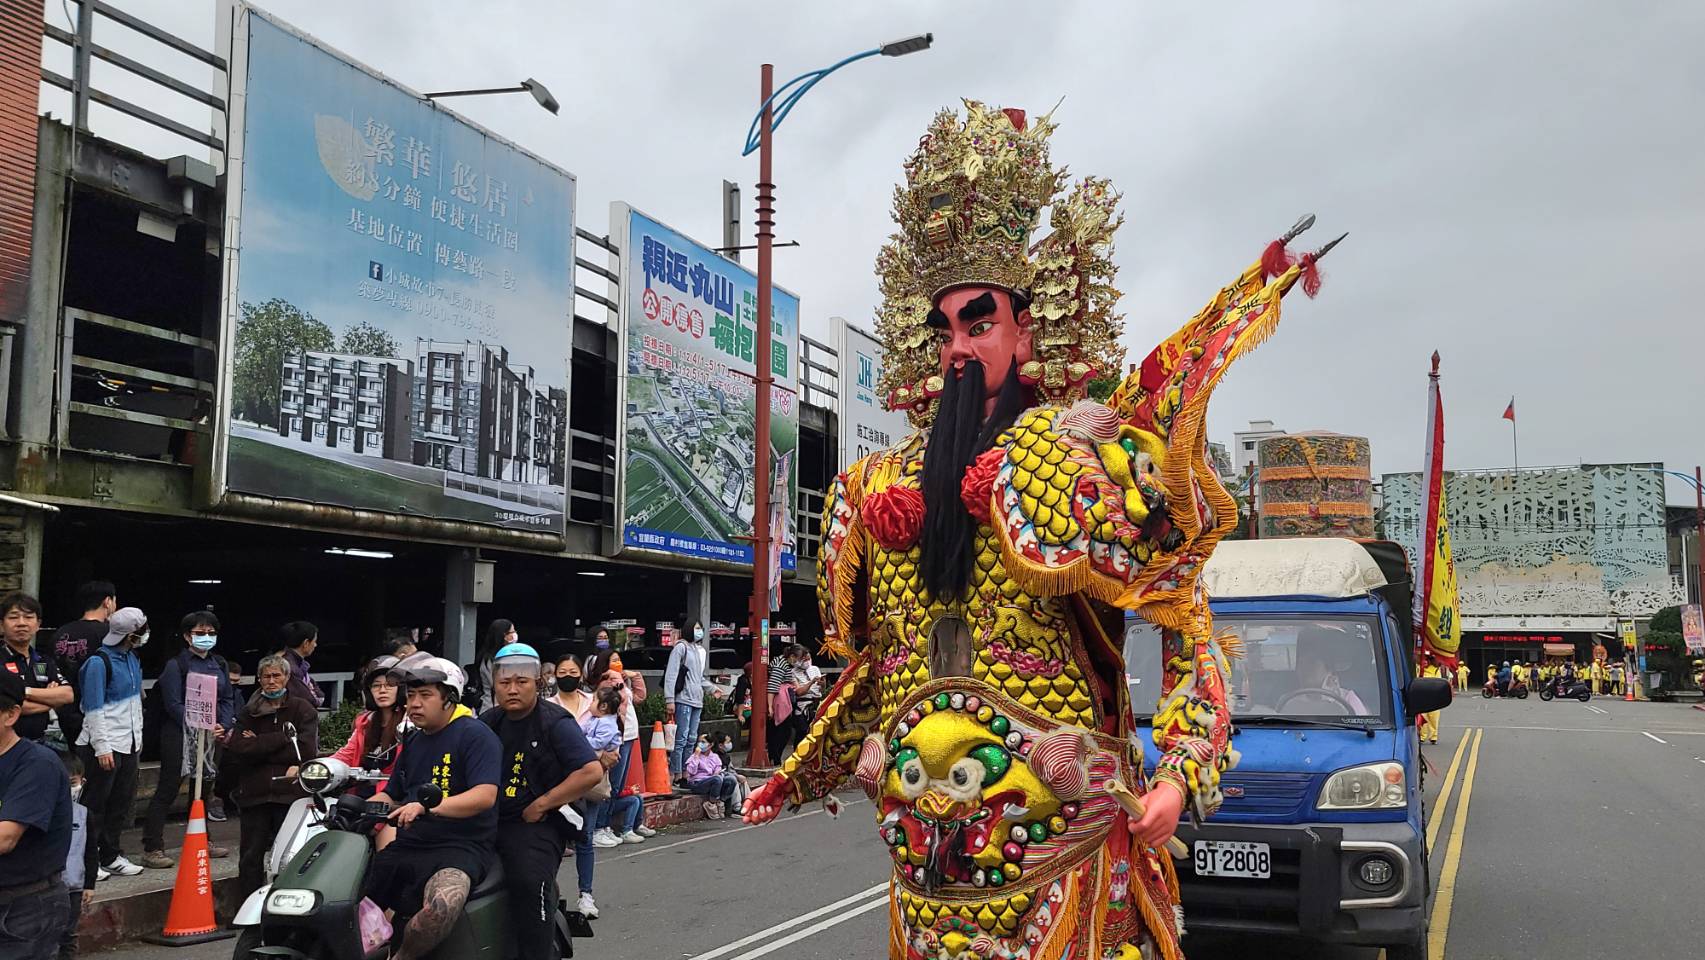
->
xmin=1501 ymin=398 xmax=1515 ymax=422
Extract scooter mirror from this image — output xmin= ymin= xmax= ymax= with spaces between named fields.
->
xmin=416 ymin=783 xmax=444 ymax=810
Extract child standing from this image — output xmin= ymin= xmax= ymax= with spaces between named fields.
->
xmin=59 ymin=752 xmax=90 ymax=960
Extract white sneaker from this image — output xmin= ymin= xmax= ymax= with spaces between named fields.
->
xmin=634 ymin=825 xmax=657 ymax=838
xmin=591 ymin=828 xmax=622 ymax=848
xmin=620 ymin=830 xmax=646 ymax=844
xmin=96 ymin=867 xmax=111 ymax=882
xmin=575 ymin=893 xmax=599 ymax=918
xmin=102 ymin=855 xmax=144 ymax=877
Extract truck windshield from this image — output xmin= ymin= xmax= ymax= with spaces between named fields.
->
xmin=1124 ymin=615 xmax=1391 ymax=725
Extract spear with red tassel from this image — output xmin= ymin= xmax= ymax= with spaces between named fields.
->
xmin=1261 ymin=213 xmax=1317 ymax=279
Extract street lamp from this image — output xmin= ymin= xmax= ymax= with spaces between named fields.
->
xmin=423 ymin=77 xmax=560 ymax=115
xmin=740 ymin=34 xmax=933 ymax=765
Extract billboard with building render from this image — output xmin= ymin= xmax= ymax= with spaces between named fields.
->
xmin=213 ymin=6 xmax=574 ymax=535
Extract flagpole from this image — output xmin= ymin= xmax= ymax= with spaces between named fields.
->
xmin=1509 ymin=395 xmax=1519 ymax=484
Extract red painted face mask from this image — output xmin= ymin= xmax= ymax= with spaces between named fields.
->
xmin=931 ymin=286 xmax=1034 ymax=399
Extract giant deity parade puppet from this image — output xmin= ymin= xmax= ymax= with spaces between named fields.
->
xmin=742 ymin=101 xmax=1341 ymax=960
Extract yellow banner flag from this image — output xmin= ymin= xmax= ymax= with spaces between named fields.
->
xmin=1418 ymin=354 xmax=1461 ymax=665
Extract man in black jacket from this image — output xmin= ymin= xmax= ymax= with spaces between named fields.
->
xmin=481 ymin=643 xmax=602 ymax=960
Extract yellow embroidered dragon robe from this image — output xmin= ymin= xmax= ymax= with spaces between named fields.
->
xmin=765 ymin=258 xmax=1312 ymax=960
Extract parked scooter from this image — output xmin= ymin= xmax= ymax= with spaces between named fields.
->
xmin=1537 ymin=676 xmax=1592 ymax=702
xmin=1481 ymin=678 xmax=1529 ymax=699
xmin=232 ymin=756 xmax=592 ymax=960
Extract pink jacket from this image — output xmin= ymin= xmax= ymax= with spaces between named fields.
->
xmin=684 ymin=748 xmax=723 ymax=782
xmin=330 ymin=711 xmax=403 ymax=777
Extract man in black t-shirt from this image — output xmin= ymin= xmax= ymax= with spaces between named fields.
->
xmin=481 ymin=643 xmax=602 ymax=960
xmin=366 ymin=657 xmax=499 ymax=960
xmin=51 ymin=581 xmax=116 ymax=748
xmin=0 ymin=666 xmax=73 ymax=959
xmin=0 ymin=593 xmax=71 ymax=745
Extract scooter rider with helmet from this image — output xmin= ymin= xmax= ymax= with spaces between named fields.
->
xmin=1497 ymin=660 xmax=1513 ymax=696
xmin=480 ymin=643 xmax=603 ymax=959
xmin=364 ymin=656 xmax=500 ymax=960
xmin=328 ymin=656 xmax=408 ymax=797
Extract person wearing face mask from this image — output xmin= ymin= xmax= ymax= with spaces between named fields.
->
xmin=584 ymin=651 xmax=651 ymax=843
xmin=551 ymin=653 xmax=592 ymax=719
xmin=225 ymin=655 xmax=319 ymax=904
xmin=663 ymin=621 xmax=710 ymax=782
xmin=141 ymin=611 xmax=236 ymax=869
xmin=682 ymin=734 xmax=738 ymax=819
xmin=74 ymin=606 xmax=148 ymax=880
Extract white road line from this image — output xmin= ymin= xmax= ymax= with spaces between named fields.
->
xmin=1469 ymin=725 xmax=1705 ymax=735
xmin=611 ymin=797 xmax=866 ymax=862
xmin=723 ymin=895 xmax=889 ymax=960
xmin=684 ymin=884 xmax=888 ymax=960
xmin=1641 ymin=731 xmax=1668 ymax=744
xmin=1584 ymin=704 xmax=1609 ymax=715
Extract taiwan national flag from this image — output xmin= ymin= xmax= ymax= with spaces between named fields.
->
xmin=1501 ymin=398 xmax=1515 ymax=422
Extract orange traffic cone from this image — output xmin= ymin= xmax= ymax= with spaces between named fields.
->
xmin=645 ymin=721 xmax=674 ymax=794
xmin=622 ymin=736 xmax=648 ymax=796
xmin=142 ymin=798 xmax=232 ymax=945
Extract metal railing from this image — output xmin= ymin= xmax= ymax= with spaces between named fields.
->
xmin=800 ymin=335 xmax=838 ymax=411
xmin=40 ymin=0 xmax=228 ymax=157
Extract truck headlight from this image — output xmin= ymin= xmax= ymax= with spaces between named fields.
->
xmin=1318 ymin=762 xmax=1406 ymax=810
xmin=266 ymin=888 xmax=318 ymax=916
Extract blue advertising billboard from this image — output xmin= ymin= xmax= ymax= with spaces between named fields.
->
xmin=613 ymin=203 xmax=799 ymax=570
xmin=216 ymin=8 xmax=575 ymax=535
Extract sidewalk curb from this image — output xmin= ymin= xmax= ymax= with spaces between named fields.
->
xmin=80 ymin=875 xmax=242 ymax=953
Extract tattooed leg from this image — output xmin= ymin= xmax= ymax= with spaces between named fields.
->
xmin=393 ymin=868 xmax=470 ymax=960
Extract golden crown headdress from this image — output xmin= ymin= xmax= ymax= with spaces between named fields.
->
xmin=875 ymin=100 xmax=1125 ymax=426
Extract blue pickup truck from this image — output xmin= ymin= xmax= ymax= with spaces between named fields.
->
xmin=1127 ymin=538 xmax=1453 ymax=960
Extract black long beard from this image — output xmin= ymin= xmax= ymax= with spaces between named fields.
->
xmin=919 ymin=362 xmax=1028 ymax=601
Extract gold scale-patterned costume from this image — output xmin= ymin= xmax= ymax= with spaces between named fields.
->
xmin=747 ymin=102 xmax=1333 ymax=960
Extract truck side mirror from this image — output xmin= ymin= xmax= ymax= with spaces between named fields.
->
xmin=1406 ymin=676 xmax=1453 ymax=718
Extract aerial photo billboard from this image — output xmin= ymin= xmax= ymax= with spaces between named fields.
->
xmin=215 ymin=7 xmax=575 ymax=535
xmin=613 ymin=203 xmax=798 ymax=570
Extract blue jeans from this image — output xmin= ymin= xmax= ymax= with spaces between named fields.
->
xmin=669 ymin=702 xmax=703 ymax=777
xmin=686 ymin=772 xmax=737 ymax=812
xmin=594 ymin=741 xmax=635 ymax=831
xmin=0 ymin=884 xmax=65 ymax=960
xmin=606 ymin=793 xmax=642 ymax=834
xmin=573 ymin=827 xmax=594 ymax=896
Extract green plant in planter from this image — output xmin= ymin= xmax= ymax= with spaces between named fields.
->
xmin=636 ymin=691 xmax=667 ymax=728
xmin=700 ymin=693 xmax=729 ymax=721
xmin=318 ymin=699 xmax=362 ymax=754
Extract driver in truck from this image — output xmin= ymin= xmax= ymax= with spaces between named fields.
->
xmin=1294 ymin=627 xmax=1371 ymax=715
xmin=365 ymin=657 xmax=500 ymax=960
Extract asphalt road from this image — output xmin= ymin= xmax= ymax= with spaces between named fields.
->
xmin=96 ymin=695 xmax=1705 ymax=960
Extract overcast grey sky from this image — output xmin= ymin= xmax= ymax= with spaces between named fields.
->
xmin=41 ymin=1 xmax=1705 ymax=501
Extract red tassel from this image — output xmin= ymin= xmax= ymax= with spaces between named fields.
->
xmin=1260 ymin=239 xmax=1294 ymax=280
xmin=1298 ymin=253 xmax=1323 ymax=299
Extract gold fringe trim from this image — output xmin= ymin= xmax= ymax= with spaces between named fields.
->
xmin=1134 ymin=860 xmax=1185 ymax=960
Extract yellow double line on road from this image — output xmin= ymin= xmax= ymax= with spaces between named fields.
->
xmin=1426 ymin=727 xmax=1484 ymax=960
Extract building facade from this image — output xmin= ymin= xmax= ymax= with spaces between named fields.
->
xmin=279 ymin=350 xmax=413 ymax=459
xmin=1231 ymin=419 xmax=1285 ymax=477
xmin=412 ymin=339 xmax=567 ymax=494
xmin=1381 ymin=463 xmax=1686 ymax=671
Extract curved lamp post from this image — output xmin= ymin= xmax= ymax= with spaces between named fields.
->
xmin=741 ymin=34 xmax=932 ymax=765
xmin=424 ymin=77 xmax=560 ymax=115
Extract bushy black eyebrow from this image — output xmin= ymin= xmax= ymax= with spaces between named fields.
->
xmin=925 ymin=306 xmax=949 ymax=329
xmin=958 ymin=291 xmax=997 ymax=321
